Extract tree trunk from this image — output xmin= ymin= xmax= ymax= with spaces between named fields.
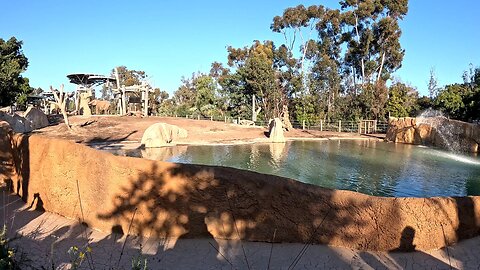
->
xmin=354 ymin=14 xmax=365 ymax=84
xmin=51 ymin=84 xmax=71 ymax=130
xmin=377 ymin=52 xmax=386 ymax=82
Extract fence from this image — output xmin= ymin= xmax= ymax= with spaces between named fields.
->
xmin=291 ymin=119 xmax=388 ymax=134
xmin=159 ymin=113 xmax=389 ymax=134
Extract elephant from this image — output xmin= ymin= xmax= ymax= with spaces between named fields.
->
xmin=88 ymin=99 xmax=111 ymax=115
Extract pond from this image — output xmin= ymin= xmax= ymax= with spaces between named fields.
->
xmin=102 ymin=140 xmax=480 ymax=198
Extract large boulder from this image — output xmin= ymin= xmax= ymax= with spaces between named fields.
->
xmin=79 ymin=92 xmax=92 ymax=116
xmin=24 ymin=107 xmax=49 ymax=130
xmin=0 ymin=111 xmax=32 ymax=133
xmin=141 ymin=123 xmax=188 ymax=148
xmin=268 ymin=118 xmax=286 ymax=143
xmin=386 ymin=116 xmax=480 ymax=153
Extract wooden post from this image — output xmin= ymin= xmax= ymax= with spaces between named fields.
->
xmin=210 ymin=116 xmax=213 ymax=121
xmin=252 ymin=94 xmax=256 ymax=122
xmin=224 ymin=116 xmax=227 ymax=123
xmin=302 ymin=120 xmax=305 ymax=130
xmin=320 ymin=120 xmax=323 ymax=131
xmin=238 ymin=117 xmax=240 ymax=124
xmin=358 ymin=121 xmax=362 ymax=134
xmin=143 ymin=87 xmax=149 ymax=117
xmin=197 ymin=115 xmax=200 ymax=120
xmin=338 ymin=120 xmax=341 ymax=132
xmin=122 ymin=86 xmax=127 ymax=115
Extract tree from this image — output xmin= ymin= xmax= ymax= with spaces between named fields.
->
xmin=112 ymin=66 xmax=147 ymax=87
xmin=434 ymin=84 xmax=469 ymax=119
xmin=427 ymin=68 xmax=439 ymax=98
xmin=227 ymin=40 xmax=289 ymax=120
xmin=194 ymin=75 xmax=217 ymax=117
xmin=172 ymin=74 xmax=197 ymax=116
xmin=50 ymin=84 xmax=71 ymax=130
xmin=341 ymin=0 xmax=407 ymax=84
xmin=0 ymin=37 xmax=31 ymax=107
xmin=386 ymin=82 xmax=418 ymax=117
xmin=148 ymin=88 xmax=168 ymax=115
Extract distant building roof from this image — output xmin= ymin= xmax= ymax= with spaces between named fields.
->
xmin=67 ymin=73 xmax=115 ymax=87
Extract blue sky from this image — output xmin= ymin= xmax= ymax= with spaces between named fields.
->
xmin=1 ymin=0 xmax=479 ymax=96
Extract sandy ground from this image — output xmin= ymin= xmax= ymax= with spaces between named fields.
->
xmin=2 ymin=187 xmax=474 ymax=270
xmin=35 ymin=115 xmax=383 ymax=147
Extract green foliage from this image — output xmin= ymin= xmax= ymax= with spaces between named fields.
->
xmin=434 ymin=84 xmax=469 ymax=118
xmin=294 ymin=95 xmax=320 ymax=126
xmin=0 ymin=37 xmax=32 ymax=107
xmin=67 ymin=245 xmax=91 ymax=269
xmin=386 ymin=82 xmax=419 ymax=117
xmin=0 ymin=226 xmax=16 ymax=270
xmin=113 ymin=66 xmax=147 ymax=87
xmin=194 ymin=75 xmax=217 ymax=116
xmin=413 ymin=95 xmax=433 ymax=116
xmin=131 ymin=253 xmax=148 ymax=270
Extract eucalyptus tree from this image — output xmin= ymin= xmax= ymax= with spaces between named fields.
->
xmin=226 ymin=40 xmax=290 ymax=121
xmin=340 ymin=0 xmax=408 ymax=84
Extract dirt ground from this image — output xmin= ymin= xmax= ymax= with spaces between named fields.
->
xmin=35 ymin=115 xmax=381 ymax=145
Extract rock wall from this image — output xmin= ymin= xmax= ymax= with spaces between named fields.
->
xmin=386 ymin=117 xmax=480 ymax=153
xmin=1 ymin=122 xmax=480 ymax=251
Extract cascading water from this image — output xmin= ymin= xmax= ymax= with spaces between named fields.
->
xmin=416 ymin=108 xmax=463 ymax=152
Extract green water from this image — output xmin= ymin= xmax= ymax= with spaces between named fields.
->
xmin=113 ymin=140 xmax=480 ymax=197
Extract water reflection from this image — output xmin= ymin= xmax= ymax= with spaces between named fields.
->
xmin=141 ymin=146 xmax=188 ymax=161
xmin=117 ymin=141 xmax=480 ymax=198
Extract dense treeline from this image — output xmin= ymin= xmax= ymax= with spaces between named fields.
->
xmin=156 ymin=1 xmax=479 ymax=123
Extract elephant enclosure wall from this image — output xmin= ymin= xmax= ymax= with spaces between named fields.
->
xmin=1 ymin=122 xmax=480 ymax=252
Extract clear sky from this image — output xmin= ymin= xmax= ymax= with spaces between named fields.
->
xmin=1 ymin=0 xmax=479 ymax=96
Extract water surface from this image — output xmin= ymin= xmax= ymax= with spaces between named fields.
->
xmin=107 ymin=140 xmax=480 ymax=197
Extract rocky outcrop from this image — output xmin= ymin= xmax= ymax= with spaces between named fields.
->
xmin=268 ymin=118 xmax=286 ymax=143
xmin=24 ymin=107 xmax=49 ymax=130
xmin=79 ymin=92 xmax=92 ymax=116
xmin=141 ymin=123 xmax=188 ymax=147
xmin=0 ymin=112 xmax=32 ymax=133
xmin=386 ymin=117 xmax=480 ymax=153
xmin=2 ymin=122 xmax=480 ymax=252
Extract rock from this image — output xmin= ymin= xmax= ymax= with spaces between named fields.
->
xmin=414 ymin=124 xmax=432 ymax=144
xmin=24 ymin=107 xmax=49 ymax=130
xmin=141 ymin=123 xmax=188 ymax=148
xmin=0 ymin=111 xmax=32 ymax=133
xmin=79 ymin=92 xmax=92 ymax=116
xmin=386 ymin=116 xmax=480 ymax=153
xmin=268 ymin=118 xmax=286 ymax=143
xmin=239 ymin=119 xmax=255 ymax=126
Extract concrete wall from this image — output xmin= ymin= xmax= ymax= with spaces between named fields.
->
xmin=1 ymin=122 xmax=480 ymax=251
xmin=385 ymin=117 xmax=479 ymax=153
